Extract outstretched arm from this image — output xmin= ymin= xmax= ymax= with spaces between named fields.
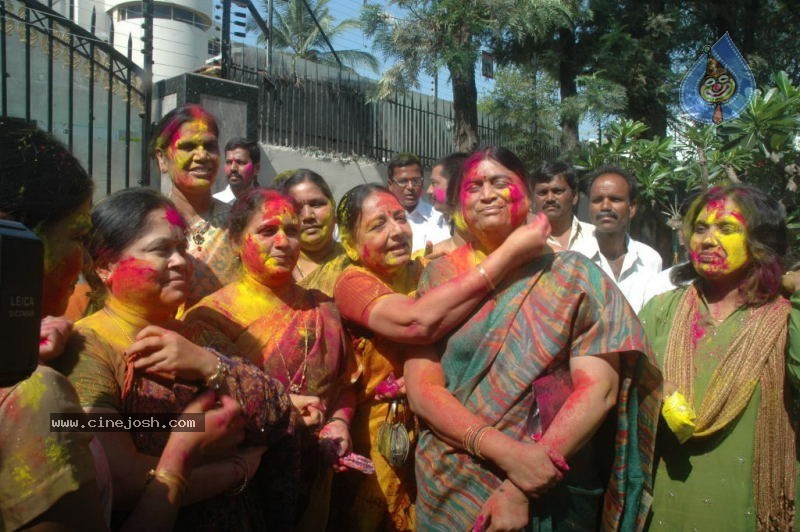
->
xmin=343 ymin=214 xmax=550 ymax=344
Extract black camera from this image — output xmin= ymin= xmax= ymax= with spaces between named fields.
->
xmin=0 ymin=220 xmax=43 ymax=387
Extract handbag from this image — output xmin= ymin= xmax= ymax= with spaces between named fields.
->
xmin=376 ymin=398 xmax=411 ymax=467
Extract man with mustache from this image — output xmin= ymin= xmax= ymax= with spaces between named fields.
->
xmin=213 ymin=137 xmax=261 ymax=204
xmin=386 ymin=152 xmax=450 ymax=253
xmin=531 ymin=161 xmax=594 ymax=252
xmin=580 ymin=165 xmax=662 ymax=312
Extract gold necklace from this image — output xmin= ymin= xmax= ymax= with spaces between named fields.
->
xmin=276 ymin=314 xmax=313 ymax=394
xmin=187 ymin=203 xmax=215 ymax=249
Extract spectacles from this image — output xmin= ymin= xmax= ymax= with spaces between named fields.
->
xmin=391 ymin=177 xmax=423 ymax=188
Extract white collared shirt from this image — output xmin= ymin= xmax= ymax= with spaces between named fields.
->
xmin=407 ymin=199 xmax=451 ymax=253
xmin=548 ymin=216 xmax=596 ymax=252
xmin=575 ymin=233 xmax=663 ymax=313
xmin=212 ymin=185 xmax=236 ymax=204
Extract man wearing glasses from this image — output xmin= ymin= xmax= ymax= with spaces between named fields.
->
xmin=386 ymin=152 xmax=450 ymax=253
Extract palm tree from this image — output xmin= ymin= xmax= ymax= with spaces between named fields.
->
xmin=257 ymin=0 xmax=379 ymax=75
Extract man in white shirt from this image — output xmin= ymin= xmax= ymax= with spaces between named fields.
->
xmin=531 ymin=161 xmax=594 ymax=252
xmin=212 ymin=138 xmax=261 ymax=204
xmin=386 ymin=152 xmax=450 ymax=253
xmin=579 ymin=165 xmax=662 ymax=312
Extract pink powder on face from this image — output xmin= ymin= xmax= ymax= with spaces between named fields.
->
xmin=705 ymin=197 xmax=727 ymax=215
xmin=506 ymin=183 xmax=528 ymax=225
xmin=432 ymin=188 xmax=446 ymax=204
xmin=108 ymin=257 xmax=161 ymax=300
xmin=240 ymin=235 xmax=268 ymax=277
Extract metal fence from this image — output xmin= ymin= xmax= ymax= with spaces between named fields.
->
xmin=0 ymin=0 xmax=148 ymax=196
xmin=229 ymin=47 xmax=557 ymax=167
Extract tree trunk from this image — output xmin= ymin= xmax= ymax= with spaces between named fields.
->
xmin=450 ymin=60 xmax=479 ymax=152
xmin=558 ymin=28 xmax=579 ymax=152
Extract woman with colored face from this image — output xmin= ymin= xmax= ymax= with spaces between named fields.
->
xmin=151 ymin=104 xmax=237 ymax=307
xmin=640 ymin=185 xmax=800 ymax=530
xmin=327 ymin=181 xmax=551 ymax=530
xmin=275 ymin=169 xmax=350 ymax=296
xmin=0 ymin=122 xmax=247 ymax=531
xmin=405 ymin=147 xmax=661 ymax=531
xmin=182 ymin=188 xmax=353 ymax=529
xmin=56 ymin=187 xmax=298 ymax=530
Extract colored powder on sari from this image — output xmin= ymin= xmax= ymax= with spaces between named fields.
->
xmin=639 ymin=287 xmax=800 ymax=531
xmin=183 ymin=199 xmax=238 ymax=308
xmin=297 ymin=243 xmax=351 ymax=298
xmin=415 ymin=246 xmax=662 ymax=531
xmin=0 ymin=366 xmax=96 ymax=530
xmin=329 ymin=262 xmax=422 ymax=532
xmin=182 ymin=275 xmax=350 ymax=529
xmin=53 ymin=301 xmax=293 ymax=531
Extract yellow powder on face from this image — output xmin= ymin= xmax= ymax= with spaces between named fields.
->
xmin=717 ymin=228 xmax=748 ymax=273
xmin=691 ymin=201 xmax=749 ymax=275
xmin=170 ymin=150 xmax=193 ymax=169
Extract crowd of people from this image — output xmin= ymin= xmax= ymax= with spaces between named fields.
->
xmin=1 ymin=103 xmax=799 ymax=532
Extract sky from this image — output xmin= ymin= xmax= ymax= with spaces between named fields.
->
xmin=235 ymin=0 xmax=497 ymax=102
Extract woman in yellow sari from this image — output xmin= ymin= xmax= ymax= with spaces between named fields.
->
xmin=276 ymin=169 xmax=350 ymax=296
xmin=181 ymin=188 xmax=350 ymax=528
xmin=56 ymin=187 xmax=301 ymax=530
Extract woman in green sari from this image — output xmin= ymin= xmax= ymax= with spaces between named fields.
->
xmin=640 ymin=184 xmax=800 ymax=530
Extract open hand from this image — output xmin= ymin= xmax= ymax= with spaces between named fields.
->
xmin=127 ymin=325 xmax=218 ymax=382
xmin=501 ymin=212 xmax=552 ymax=265
xmin=167 ymin=392 xmax=245 ymax=466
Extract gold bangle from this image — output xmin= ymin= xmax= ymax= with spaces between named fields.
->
xmin=226 ymin=454 xmax=249 ymax=496
xmin=463 ymin=423 xmax=491 ymax=457
xmin=146 ymin=468 xmax=187 ymax=501
xmin=473 ymin=426 xmax=497 ymax=460
xmin=476 ymin=264 xmax=495 ymax=291
xmin=204 ymin=351 xmax=228 ymax=390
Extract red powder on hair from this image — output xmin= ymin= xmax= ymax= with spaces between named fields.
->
xmin=164 ymin=207 xmax=185 ymax=228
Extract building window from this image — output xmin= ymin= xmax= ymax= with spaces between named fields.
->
xmin=116 ymin=3 xmax=211 ymax=31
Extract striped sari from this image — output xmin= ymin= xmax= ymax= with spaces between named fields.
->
xmin=414 ymin=247 xmax=662 ymax=531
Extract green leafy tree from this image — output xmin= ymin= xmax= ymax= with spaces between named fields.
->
xmin=574 ymin=72 xmax=800 ymax=264
xmin=362 ymin=0 xmax=576 ymax=151
xmin=257 ymin=0 xmax=379 ymax=75
xmin=479 ymin=64 xmax=561 ymax=166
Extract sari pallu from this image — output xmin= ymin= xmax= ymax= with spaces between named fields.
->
xmin=182 ymin=284 xmax=350 ymax=530
xmin=415 ymin=248 xmax=662 ymax=531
